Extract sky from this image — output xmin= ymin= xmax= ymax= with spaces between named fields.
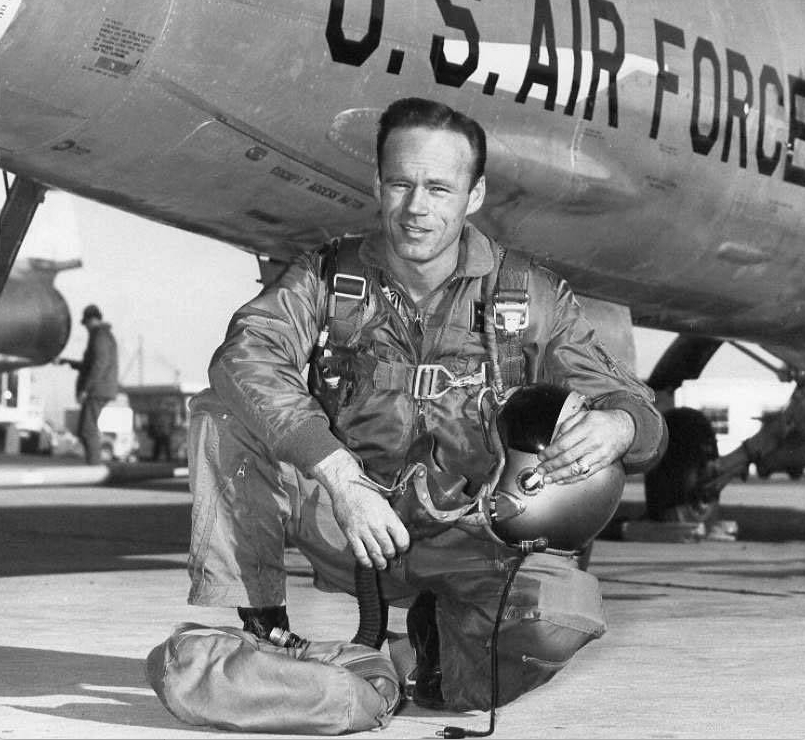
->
xmin=12 ymin=190 xmax=779 ymax=428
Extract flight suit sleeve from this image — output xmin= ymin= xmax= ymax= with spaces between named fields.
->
xmin=207 ymin=250 xmax=345 ymax=473
xmin=532 ymin=269 xmax=668 ymax=473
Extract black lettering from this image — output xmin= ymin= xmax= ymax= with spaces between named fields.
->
xmin=690 ymin=37 xmax=720 ymax=156
xmin=783 ymin=75 xmax=805 ymax=187
xmin=515 ymin=0 xmax=558 ymax=108
xmin=563 ymin=0 xmax=583 ymax=115
xmin=756 ymin=64 xmax=783 ymax=176
xmin=722 ymin=49 xmax=752 ymax=167
xmin=430 ymin=0 xmax=479 ymax=87
xmin=584 ymin=0 xmax=624 ymax=127
xmin=650 ymin=21 xmax=684 ymax=139
xmin=326 ymin=0 xmax=384 ymax=67
xmin=308 ymin=183 xmax=339 ymax=199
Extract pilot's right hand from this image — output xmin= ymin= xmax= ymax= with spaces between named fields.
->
xmin=312 ymin=448 xmax=410 ymax=570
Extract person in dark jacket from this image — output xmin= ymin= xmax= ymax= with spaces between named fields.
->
xmin=186 ymin=98 xmax=668 ymax=713
xmin=59 ymin=304 xmax=119 ymax=464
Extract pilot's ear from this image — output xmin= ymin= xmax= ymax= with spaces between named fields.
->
xmin=466 ymin=175 xmax=486 ymax=216
xmin=373 ymin=170 xmax=382 ymax=203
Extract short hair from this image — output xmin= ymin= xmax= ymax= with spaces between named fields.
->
xmin=81 ymin=304 xmax=102 ymax=324
xmin=376 ymin=97 xmax=486 ymax=188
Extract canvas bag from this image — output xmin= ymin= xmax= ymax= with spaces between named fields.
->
xmin=145 ymin=622 xmax=400 ymax=734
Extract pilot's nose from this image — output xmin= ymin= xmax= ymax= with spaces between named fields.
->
xmin=405 ymin=185 xmax=429 ymax=215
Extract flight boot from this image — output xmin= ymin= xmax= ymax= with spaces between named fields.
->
xmin=237 ymin=605 xmax=290 ymax=641
xmin=406 ymin=590 xmax=445 ymax=710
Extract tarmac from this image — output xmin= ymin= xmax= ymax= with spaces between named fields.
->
xmin=1 ymin=465 xmax=804 ymax=739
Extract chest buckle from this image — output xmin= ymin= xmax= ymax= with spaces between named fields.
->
xmin=413 ymin=363 xmax=488 ymax=400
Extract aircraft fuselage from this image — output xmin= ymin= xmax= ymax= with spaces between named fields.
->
xmin=2 ymin=1 xmax=805 ymax=363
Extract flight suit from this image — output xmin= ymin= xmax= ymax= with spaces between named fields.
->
xmin=187 ymin=224 xmax=666 ymax=710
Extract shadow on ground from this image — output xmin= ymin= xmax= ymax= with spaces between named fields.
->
xmin=1 ymin=481 xmax=803 ymax=579
xmin=605 ymin=500 xmax=805 ymax=542
xmin=0 ymin=645 xmax=210 ymax=733
xmin=0 ymin=503 xmax=189 ymax=577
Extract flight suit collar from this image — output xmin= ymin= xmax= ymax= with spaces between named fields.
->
xmin=358 ymin=222 xmax=496 ymax=279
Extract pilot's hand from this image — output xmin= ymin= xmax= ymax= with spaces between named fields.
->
xmin=312 ymin=449 xmax=410 ymax=569
xmin=534 ymin=408 xmax=635 ymax=484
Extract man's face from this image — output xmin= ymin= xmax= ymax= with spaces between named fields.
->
xmin=374 ymin=126 xmax=485 ymax=265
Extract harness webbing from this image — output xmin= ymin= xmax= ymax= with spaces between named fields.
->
xmin=326 ymin=235 xmax=368 ymax=346
xmin=318 ymin=235 xmax=530 ymax=394
xmin=494 ymin=247 xmax=530 ymax=391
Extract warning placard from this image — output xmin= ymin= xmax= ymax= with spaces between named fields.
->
xmin=0 ymin=0 xmax=22 ymax=41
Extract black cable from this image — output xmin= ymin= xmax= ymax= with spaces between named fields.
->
xmin=437 ymin=551 xmax=525 ymax=739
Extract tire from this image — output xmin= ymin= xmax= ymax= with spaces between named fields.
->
xmin=644 ymin=407 xmax=720 ymax=524
xmin=787 ymin=468 xmax=803 ymax=480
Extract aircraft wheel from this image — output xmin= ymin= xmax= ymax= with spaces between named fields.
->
xmin=644 ymin=407 xmax=720 ymax=524
xmin=787 ymin=468 xmax=803 ymax=481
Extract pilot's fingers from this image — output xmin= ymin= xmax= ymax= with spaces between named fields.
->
xmin=355 ymin=512 xmax=410 ymax=570
xmin=535 ymin=443 xmax=590 ymax=483
xmin=347 ymin=535 xmax=373 ymax=570
xmin=366 ymin=525 xmax=402 ymax=569
xmin=536 ymin=410 xmax=635 ymax=483
xmin=536 ymin=418 xmax=590 ymax=469
xmin=386 ymin=517 xmax=411 ymax=555
xmin=535 ymin=420 xmax=608 ymax=481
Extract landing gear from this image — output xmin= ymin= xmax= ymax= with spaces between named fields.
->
xmin=644 ymin=407 xmax=720 ymax=525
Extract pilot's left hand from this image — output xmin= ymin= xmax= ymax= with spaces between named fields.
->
xmin=534 ymin=408 xmax=635 ymax=484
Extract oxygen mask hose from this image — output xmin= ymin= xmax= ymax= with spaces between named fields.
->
xmin=437 ymin=552 xmax=525 ymax=739
xmin=352 ymin=561 xmax=389 ymax=650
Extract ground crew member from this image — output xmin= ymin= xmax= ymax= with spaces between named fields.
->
xmin=186 ymin=97 xmax=667 ymax=711
xmin=58 ymin=304 xmax=119 ymax=465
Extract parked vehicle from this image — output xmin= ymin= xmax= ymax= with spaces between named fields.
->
xmin=64 ymin=393 xmax=139 ymax=462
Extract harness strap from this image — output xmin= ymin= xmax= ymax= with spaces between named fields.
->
xmin=493 ymin=248 xmax=530 ymax=391
xmin=328 ymin=235 xmax=368 ymax=346
xmin=318 ymin=236 xmax=531 ymax=399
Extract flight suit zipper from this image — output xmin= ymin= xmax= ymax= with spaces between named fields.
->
xmin=377 ymin=278 xmax=426 ymax=435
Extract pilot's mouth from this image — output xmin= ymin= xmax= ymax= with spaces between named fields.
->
xmin=400 ymin=223 xmax=429 ymax=234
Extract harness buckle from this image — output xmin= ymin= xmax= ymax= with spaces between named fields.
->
xmin=493 ymin=299 xmax=529 ymax=334
xmin=413 ymin=364 xmax=456 ymax=400
xmin=332 ymin=272 xmax=367 ymax=300
xmin=413 ymin=363 xmax=489 ymax=400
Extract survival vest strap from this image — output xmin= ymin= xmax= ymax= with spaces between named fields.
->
xmin=313 ymin=234 xmax=531 ymax=396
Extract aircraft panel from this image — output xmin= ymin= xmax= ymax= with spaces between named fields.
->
xmin=2 ymin=0 xmax=805 ymax=354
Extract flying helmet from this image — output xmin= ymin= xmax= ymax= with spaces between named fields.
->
xmin=480 ymin=383 xmax=625 ymax=552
